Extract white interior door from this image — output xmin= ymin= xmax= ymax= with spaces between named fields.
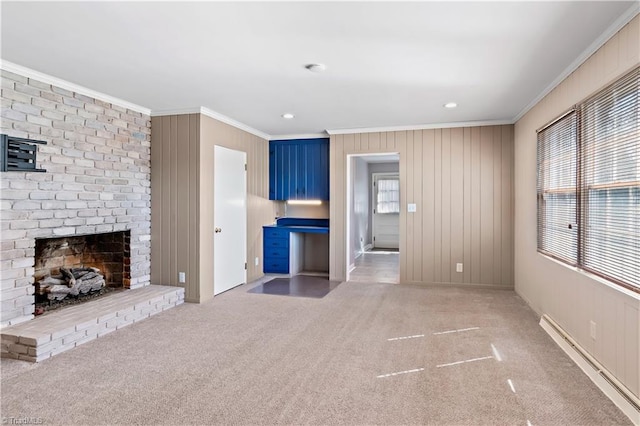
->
xmin=372 ymin=173 xmax=400 ymax=249
xmin=214 ymin=145 xmax=246 ymax=295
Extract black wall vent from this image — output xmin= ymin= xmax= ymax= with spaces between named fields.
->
xmin=0 ymin=134 xmax=46 ymax=172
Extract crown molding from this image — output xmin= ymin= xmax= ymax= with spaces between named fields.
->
xmin=150 ymin=107 xmax=202 ymax=117
xmin=269 ymin=133 xmax=329 ymax=141
xmin=151 ymin=106 xmax=270 ymax=140
xmin=200 ymin=107 xmax=270 ymax=140
xmin=0 ymin=59 xmax=151 ymax=116
xmin=1 ymin=60 xmax=270 ymax=140
xmin=326 ymin=119 xmax=514 ymax=136
xmin=513 ymin=3 xmax=640 ymax=123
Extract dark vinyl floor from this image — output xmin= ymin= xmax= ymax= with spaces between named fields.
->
xmin=248 ymin=275 xmax=341 ymax=298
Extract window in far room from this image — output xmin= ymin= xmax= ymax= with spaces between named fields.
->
xmin=376 ymin=178 xmax=400 ymax=214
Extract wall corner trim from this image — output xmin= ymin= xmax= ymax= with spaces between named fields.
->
xmin=0 ymin=59 xmax=152 ymax=116
xmin=513 ymin=4 xmax=640 ymax=123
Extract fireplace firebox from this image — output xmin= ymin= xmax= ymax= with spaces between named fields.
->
xmin=33 ymin=231 xmax=131 ymax=314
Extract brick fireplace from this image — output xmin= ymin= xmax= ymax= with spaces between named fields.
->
xmin=1 ymin=69 xmax=152 ymax=327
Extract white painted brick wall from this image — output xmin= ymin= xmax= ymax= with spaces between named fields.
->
xmin=0 ymin=70 xmax=152 ymax=327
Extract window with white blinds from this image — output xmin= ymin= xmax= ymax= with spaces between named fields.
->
xmin=537 ymin=111 xmax=578 ymax=264
xmin=580 ymin=68 xmax=639 ymax=289
xmin=537 ymin=67 xmax=639 ymax=292
xmin=376 ymin=178 xmax=400 ymax=214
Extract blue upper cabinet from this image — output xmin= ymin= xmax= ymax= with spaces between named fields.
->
xmin=269 ymin=138 xmax=329 ymax=201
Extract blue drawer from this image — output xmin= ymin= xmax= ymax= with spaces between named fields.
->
xmin=264 ymin=237 xmax=289 ymax=249
xmin=264 ymin=227 xmax=289 ymax=240
xmin=263 ymin=226 xmax=290 ymax=274
xmin=264 ymin=246 xmax=289 ymax=259
xmin=264 ymin=257 xmax=289 ymax=274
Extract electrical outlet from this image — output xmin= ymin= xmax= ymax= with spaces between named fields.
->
xmin=255 ymin=257 xmax=259 ymax=266
xmin=456 ymin=263 xmax=463 ymax=273
xmin=178 ymin=272 xmax=186 ymax=283
xmin=590 ymin=321 xmax=596 ymax=340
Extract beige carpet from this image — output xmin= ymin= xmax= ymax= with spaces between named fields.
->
xmin=1 ymin=280 xmax=632 ymax=425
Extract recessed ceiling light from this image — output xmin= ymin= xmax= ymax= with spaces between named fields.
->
xmin=282 ymin=113 xmax=295 ymax=119
xmin=444 ymin=102 xmax=457 ymax=109
xmin=305 ymin=63 xmax=326 ymax=73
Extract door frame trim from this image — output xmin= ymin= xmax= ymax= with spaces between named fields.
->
xmin=343 ymin=153 xmax=400 ymax=282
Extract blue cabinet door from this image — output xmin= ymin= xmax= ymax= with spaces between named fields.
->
xmin=284 ymin=143 xmax=300 ymax=199
xmin=299 ymin=139 xmax=329 ymax=200
xmin=269 ymin=138 xmax=329 ymax=201
xmin=268 ymin=147 xmax=276 ymax=200
xmin=269 ymin=142 xmax=302 ymax=200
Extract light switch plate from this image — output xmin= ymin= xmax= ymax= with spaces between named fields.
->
xmin=407 ymin=203 xmax=417 ymax=213
xmin=456 ymin=263 xmax=463 ymax=273
xmin=178 ymin=272 xmax=186 ymax=283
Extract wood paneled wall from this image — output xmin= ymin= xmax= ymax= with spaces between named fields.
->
xmin=151 ymin=114 xmax=274 ymax=302
xmin=330 ymin=125 xmax=514 ymax=287
xmin=200 ymin=115 xmax=275 ymax=299
xmin=151 ymin=114 xmax=199 ymax=300
xmin=514 ymin=15 xmax=639 ymax=397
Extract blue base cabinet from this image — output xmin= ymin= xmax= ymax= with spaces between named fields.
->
xmin=269 ymin=138 xmax=329 ymax=201
xmin=263 ymin=227 xmax=290 ymax=273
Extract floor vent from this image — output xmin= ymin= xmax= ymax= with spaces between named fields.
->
xmin=540 ymin=314 xmax=640 ymax=424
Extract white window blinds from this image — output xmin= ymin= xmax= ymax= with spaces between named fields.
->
xmin=537 ymin=67 xmax=639 ymax=292
xmin=537 ymin=111 xmax=578 ymax=264
xmin=580 ymin=68 xmax=639 ymax=289
xmin=376 ymin=178 xmax=400 ymax=214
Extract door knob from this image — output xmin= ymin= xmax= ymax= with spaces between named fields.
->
xmin=215 ymin=227 xmax=222 ymax=233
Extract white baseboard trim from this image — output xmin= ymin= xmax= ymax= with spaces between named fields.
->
xmin=540 ymin=315 xmax=640 ymax=425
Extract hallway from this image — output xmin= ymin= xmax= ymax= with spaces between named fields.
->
xmin=348 ymin=251 xmax=399 ymax=283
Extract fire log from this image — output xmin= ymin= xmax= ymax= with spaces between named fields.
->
xmin=60 ymin=268 xmax=76 ymax=288
xmin=41 ymin=267 xmax=106 ymax=301
xmin=36 ymin=276 xmax=66 ymax=295
xmin=46 ymin=284 xmax=73 ymax=301
xmin=70 ymin=275 xmax=105 ymax=296
xmin=70 ymin=267 xmax=101 ymax=279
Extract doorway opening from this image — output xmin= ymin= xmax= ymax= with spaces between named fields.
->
xmin=346 ymin=153 xmax=400 ymax=283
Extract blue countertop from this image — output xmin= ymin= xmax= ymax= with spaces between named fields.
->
xmin=263 ymin=217 xmax=329 ymax=234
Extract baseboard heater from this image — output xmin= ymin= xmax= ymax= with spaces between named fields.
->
xmin=540 ymin=314 xmax=640 ymax=425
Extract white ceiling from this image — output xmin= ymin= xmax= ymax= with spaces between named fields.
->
xmin=1 ymin=2 xmax=637 ymax=139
